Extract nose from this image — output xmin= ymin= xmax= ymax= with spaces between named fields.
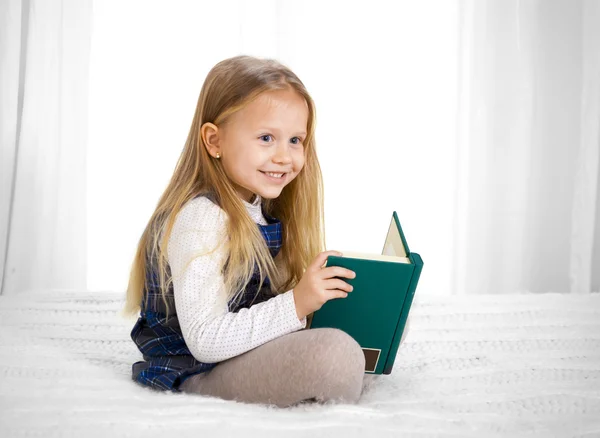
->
xmin=273 ymin=143 xmax=293 ymax=165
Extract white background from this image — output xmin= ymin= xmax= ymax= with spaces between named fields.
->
xmin=87 ymin=0 xmax=458 ymax=295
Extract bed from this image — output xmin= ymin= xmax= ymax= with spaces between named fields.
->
xmin=0 ymin=290 xmax=598 ymax=438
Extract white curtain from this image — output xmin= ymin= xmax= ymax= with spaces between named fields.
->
xmin=1 ymin=0 xmax=598 ymax=297
xmin=0 ymin=0 xmax=92 ymax=295
xmin=454 ymin=0 xmax=600 ymax=295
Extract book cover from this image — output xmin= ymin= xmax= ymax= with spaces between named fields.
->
xmin=306 ymin=212 xmax=423 ymax=374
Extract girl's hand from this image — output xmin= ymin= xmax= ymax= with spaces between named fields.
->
xmin=292 ymin=250 xmax=356 ymax=320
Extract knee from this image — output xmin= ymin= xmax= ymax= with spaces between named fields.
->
xmin=309 ymin=328 xmax=365 ymax=401
xmin=312 ymin=328 xmax=364 ymax=366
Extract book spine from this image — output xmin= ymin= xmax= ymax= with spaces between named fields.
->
xmin=383 ymin=252 xmax=423 ymax=374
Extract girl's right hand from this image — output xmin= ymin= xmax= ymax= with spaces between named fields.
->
xmin=292 ymin=250 xmax=356 ymax=320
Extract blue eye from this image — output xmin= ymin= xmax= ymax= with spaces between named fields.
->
xmin=259 ymin=134 xmax=303 ymax=145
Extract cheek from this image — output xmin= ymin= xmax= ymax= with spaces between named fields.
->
xmin=293 ymin=150 xmax=306 ymax=172
xmin=223 ymin=157 xmax=248 ymax=182
xmin=228 ymin=150 xmax=255 ymax=174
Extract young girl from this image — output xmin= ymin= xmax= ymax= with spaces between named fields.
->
xmin=123 ymin=55 xmax=379 ymax=408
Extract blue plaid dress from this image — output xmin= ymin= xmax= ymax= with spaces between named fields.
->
xmin=130 ymin=196 xmax=283 ymax=391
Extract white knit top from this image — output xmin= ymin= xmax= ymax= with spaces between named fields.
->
xmin=164 ymin=195 xmax=307 ymax=364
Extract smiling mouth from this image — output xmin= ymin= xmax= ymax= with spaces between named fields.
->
xmin=260 ymin=171 xmax=287 ymax=179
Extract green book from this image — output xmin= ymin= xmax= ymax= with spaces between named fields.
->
xmin=306 ymin=212 xmax=423 ymax=375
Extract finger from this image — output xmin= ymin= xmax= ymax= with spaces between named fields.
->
xmin=324 ymin=278 xmax=354 ymax=293
xmin=321 ymin=266 xmax=356 ymax=280
xmin=309 ymin=250 xmax=343 ymax=271
xmin=327 ymin=290 xmax=349 ymax=300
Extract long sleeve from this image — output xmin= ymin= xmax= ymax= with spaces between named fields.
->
xmin=166 ymin=196 xmax=306 ymax=364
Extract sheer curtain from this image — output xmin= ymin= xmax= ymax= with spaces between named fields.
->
xmin=1 ymin=0 xmax=597 ymax=298
xmin=453 ymin=0 xmax=600 ymax=295
xmin=0 ymin=0 xmax=92 ymax=296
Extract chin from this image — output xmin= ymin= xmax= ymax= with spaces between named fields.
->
xmin=257 ymin=184 xmax=288 ymax=199
xmin=258 ymin=190 xmax=283 ymax=200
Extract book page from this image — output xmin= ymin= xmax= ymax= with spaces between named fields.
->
xmin=338 ymin=251 xmax=411 ymax=264
xmin=382 ymin=215 xmax=407 ymax=257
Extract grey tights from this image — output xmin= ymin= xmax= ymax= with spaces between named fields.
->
xmin=179 ymin=327 xmax=369 ymax=408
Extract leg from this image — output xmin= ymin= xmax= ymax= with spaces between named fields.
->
xmin=179 ymin=328 xmax=366 ymax=408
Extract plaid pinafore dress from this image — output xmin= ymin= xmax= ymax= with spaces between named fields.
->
xmin=130 ymin=196 xmax=282 ymax=391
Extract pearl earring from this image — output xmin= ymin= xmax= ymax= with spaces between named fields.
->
xmin=215 ymin=152 xmax=220 ymax=159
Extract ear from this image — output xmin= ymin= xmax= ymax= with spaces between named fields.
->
xmin=201 ymin=122 xmax=222 ymax=159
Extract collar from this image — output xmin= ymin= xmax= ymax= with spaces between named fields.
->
xmin=242 ymin=194 xmax=265 ymax=224
xmin=242 ymin=195 xmax=282 ymax=257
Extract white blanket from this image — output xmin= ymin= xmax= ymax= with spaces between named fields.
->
xmin=0 ymin=291 xmax=599 ymax=438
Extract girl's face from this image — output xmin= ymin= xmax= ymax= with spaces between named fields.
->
xmin=203 ymin=88 xmax=309 ymax=202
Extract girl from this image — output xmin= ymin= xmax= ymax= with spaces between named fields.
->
xmin=123 ymin=55 xmax=371 ymax=408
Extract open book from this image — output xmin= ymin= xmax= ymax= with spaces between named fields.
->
xmin=306 ymin=212 xmax=424 ymax=374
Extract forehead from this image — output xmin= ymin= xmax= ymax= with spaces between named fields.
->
xmin=235 ymin=89 xmax=309 ymax=129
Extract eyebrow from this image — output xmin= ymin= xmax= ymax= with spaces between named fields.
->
xmin=258 ymin=128 xmax=307 ymax=137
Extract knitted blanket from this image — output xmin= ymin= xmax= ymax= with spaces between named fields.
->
xmin=0 ymin=291 xmax=598 ymax=438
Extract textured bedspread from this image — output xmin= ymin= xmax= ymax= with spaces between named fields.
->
xmin=0 ymin=291 xmax=599 ymax=438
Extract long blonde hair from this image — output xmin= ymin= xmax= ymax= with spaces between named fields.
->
xmin=122 ymin=55 xmax=325 ymax=320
